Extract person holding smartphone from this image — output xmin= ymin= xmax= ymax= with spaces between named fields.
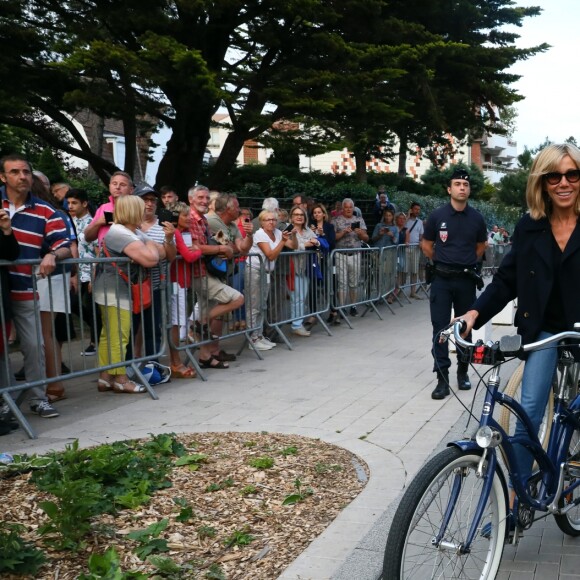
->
xmin=84 ymin=171 xmax=134 ymax=247
xmin=331 ymin=197 xmax=369 ymax=317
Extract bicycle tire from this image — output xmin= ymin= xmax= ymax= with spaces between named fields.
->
xmin=498 ymin=362 xmax=553 ymax=450
xmin=555 ymin=424 xmax=580 ymax=536
xmin=383 ymin=446 xmax=508 ymax=579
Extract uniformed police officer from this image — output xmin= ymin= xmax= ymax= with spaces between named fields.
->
xmin=422 ymin=169 xmax=487 ymax=399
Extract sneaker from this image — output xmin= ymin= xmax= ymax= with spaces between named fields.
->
xmin=349 ymin=306 xmax=358 ymax=317
xmin=249 ymin=337 xmax=273 ymax=351
xmin=61 ymin=362 xmax=71 ymax=374
xmin=292 ymin=326 xmax=311 ymax=337
xmin=81 ymin=344 xmax=96 ymax=356
xmin=14 ymin=367 xmax=25 ymax=381
xmin=259 ymin=335 xmax=277 ymax=348
xmin=30 ymin=400 xmax=59 ymax=418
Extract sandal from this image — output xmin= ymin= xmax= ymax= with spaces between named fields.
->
xmin=170 ymin=364 xmax=196 ymax=379
xmin=113 ymin=380 xmax=147 ymax=394
xmin=194 ymin=321 xmax=219 ymax=341
xmin=47 ymin=390 xmax=67 ymax=403
xmin=216 ymin=350 xmax=236 ymax=362
xmin=97 ymin=377 xmax=114 ymax=392
xmin=199 ymin=356 xmax=229 ymax=369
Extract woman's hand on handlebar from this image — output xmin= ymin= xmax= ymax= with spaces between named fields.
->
xmin=457 ymin=310 xmax=479 ymax=337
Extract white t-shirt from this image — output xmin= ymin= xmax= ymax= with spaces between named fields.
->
xmin=248 ymin=228 xmax=282 ymax=271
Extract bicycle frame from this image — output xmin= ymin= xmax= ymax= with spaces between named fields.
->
xmin=440 ymin=336 xmax=580 ymax=552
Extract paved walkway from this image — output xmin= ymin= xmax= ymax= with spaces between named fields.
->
xmin=3 ymin=297 xmax=580 ymax=579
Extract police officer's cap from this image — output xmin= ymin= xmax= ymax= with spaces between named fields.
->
xmin=450 ymin=168 xmax=470 ymax=182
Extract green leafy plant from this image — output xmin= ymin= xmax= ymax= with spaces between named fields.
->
xmin=243 ymin=440 xmax=257 ymax=448
xmin=0 ymin=522 xmax=45 ymax=575
xmin=126 ymin=519 xmax=169 ymax=560
xmin=283 ymin=478 xmax=314 ymax=505
xmin=205 ymin=482 xmax=222 ymax=493
xmin=173 ymin=497 xmax=195 ymax=522
xmin=174 ymin=453 xmax=209 ymax=471
xmin=197 ymin=525 xmax=217 ymax=540
xmin=78 ymin=547 xmax=147 ymax=579
xmin=248 ymin=456 xmax=274 ymax=469
xmin=38 ymin=478 xmax=103 ymax=550
xmin=147 ymin=554 xmax=184 ymax=577
xmin=240 ymin=485 xmax=258 ymax=496
xmin=205 ymin=563 xmax=227 ymax=580
xmin=280 ymin=446 xmax=298 ymax=456
xmin=315 ymin=462 xmax=343 ymax=474
xmin=223 ymin=526 xmax=254 ymax=548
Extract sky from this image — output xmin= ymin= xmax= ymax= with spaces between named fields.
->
xmin=508 ymin=0 xmax=580 ymax=151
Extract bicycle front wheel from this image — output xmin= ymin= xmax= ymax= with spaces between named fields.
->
xmin=383 ymin=446 xmax=508 ymax=579
xmin=555 ymin=424 xmax=580 ymax=536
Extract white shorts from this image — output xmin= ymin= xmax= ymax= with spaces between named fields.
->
xmin=37 ymin=272 xmax=71 ymax=313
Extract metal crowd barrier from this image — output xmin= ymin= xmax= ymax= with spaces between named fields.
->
xmin=264 ymin=249 xmax=332 ymax=348
xmin=482 ymin=243 xmax=511 ymax=277
xmin=0 ymin=242 xmax=428 ymax=439
xmin=391 ymin=243 xmax=429 ymax=304
xmin=0 ymin=256 xmax=166 ymax=438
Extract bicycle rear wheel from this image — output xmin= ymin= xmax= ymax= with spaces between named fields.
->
xmin=498 ymin=362 xmax=553 ymax=450
xmin=555 ymin=424 xmax=580 ymax=536
xmin=383 ymin=446 xmax=508 ymax=579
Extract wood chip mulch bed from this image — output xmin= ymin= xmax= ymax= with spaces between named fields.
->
xmin=0 ymin=432 xmax=368 ymax=579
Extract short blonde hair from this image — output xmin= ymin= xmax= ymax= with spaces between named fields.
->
xmin=171 ymin=201 xmax=190 ymax=215
xmin=527 ymin=143 xmax=580 ymax=219
xmin=258 ymin=210 xmax=276 ymax=223
xmin=114 ymin=195 xmax=145 ymax=227
xmin=290 ymin=205 xmax=309 ymax=226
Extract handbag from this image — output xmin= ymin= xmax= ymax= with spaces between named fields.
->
xmin=102 ymin=242 xmax=152 ymax=314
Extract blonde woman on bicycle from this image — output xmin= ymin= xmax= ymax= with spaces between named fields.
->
xmin=461 ymin=143 xmax=580 ymax=500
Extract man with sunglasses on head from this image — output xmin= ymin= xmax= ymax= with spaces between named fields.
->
xmin=422 ymin=168 xmax=487 ymax=400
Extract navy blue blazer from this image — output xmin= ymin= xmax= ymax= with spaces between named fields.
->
xmin=473 ymin=213 xmax=580 ymax=346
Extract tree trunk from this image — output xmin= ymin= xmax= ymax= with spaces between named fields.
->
xmin=207 ymin=129 xmax=250 ymax=190
xmin=154 ymin=106 xmax=213 ymax=198
xmin=353 ymin=148 xmax=368 ymax=183
xmin=397 ymin=132 xmax=408 ymax=177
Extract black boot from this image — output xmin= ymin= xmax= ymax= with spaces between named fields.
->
xmin=431 ymin=371 xmax=450 ymax=400
xmin=457 ymin=363 xmax=472 ymax=391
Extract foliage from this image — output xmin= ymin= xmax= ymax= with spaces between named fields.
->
xmin=282 ymin=478 xmax=314 ymax=506
xmin=223 ymin=526 xmax=254 ymax=548
xmin=240 ymin=485 xmax=258 ymax=496
xmin=248 ymin=456 xmax=275 ymax=469
xmin=197 ymin=525 xmax=217 ymax=540
xmin=205 ymin=563 xmax=227 ymax=580
xmin=78 ymin=547 xmax=147 ymax=580
xmin=29 ymin=436 xmax=183 ymax=549
xmin=0 ymin=522 xmax=46 ymax=576
xmin=280 ymin=446 xmax=299 ymax=456
xmin=421 ymin=162 xmax=486 ymax=198
xmin=173 ymin=497 xmax=195 ymax=523
xmin=0 ymin=0 xmax=547 ymax=190
xmin=126 ymin=519 xmax=169 ymax=560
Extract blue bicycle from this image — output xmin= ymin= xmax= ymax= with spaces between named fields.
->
xmin=383 ymin=321 xmax=580 ymax=579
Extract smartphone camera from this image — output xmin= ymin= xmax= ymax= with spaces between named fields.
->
xmin=104 ymin=211 xmax=114 ymax=225
xmin=351 ymin=221 xmax=360 ymax=230
xmin=284 ymin=223 xmax=294 ymax=233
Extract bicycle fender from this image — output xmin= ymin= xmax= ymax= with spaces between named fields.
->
xmin=447 ymin=439 xmax=480 ymax=452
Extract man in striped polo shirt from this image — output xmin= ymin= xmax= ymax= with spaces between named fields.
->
xmin=0 ymin=154 xmax=71 ymax=418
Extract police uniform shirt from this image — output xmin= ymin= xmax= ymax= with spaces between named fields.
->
xmin=423 ymin=203 xmax=487 ymax=267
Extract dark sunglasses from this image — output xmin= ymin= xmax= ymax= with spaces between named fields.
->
xmin=543 ymin=169 xmax=580 ymax=185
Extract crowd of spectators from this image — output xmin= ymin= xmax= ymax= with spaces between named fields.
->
xmin=0 ymin=163 xmax=432 ymax=433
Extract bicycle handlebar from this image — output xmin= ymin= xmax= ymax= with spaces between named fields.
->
xmin=450 ymin=320 xmax=580 ymax=357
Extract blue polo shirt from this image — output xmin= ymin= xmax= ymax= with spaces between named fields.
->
xmin=423 ymin=202 xmax=487 ymax=267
